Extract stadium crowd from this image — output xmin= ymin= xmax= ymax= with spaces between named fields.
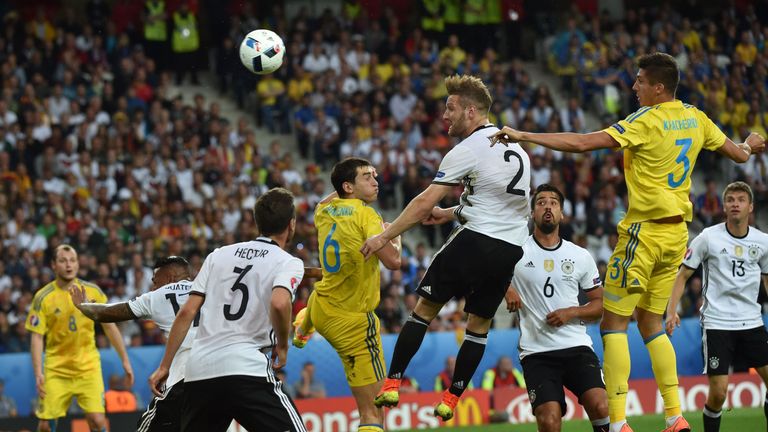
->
xmin=0 ymin=0 xmax=768 ymax=365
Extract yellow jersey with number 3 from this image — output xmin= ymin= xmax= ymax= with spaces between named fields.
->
xmin=603 ymin=100 xmax=726 ymax=223
xmin=26 ymin=279 xmax=107 ymax=377
xmin=314 ymin=198 xmax=384 ymax=314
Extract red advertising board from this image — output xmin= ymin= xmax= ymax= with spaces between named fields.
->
xmin=294 ymin=389 xmax=490 ymax=432
xmin=493 ymin=372 xmax=767 ymax=424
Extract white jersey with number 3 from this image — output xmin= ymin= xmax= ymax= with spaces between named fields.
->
xmin=129 ymin=279 xmax=195 ymax=387
xmin=186 ymin=237 xmax=304 ymax=382
xmin=433 ymin=125 xmax=531 ymax=246
xmin=682 ymin=223 xmax=768 ymax=330
xmin=513 ymin=236 xmax=601 ymax=359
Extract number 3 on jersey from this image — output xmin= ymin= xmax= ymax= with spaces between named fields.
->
xmin=668 ymin=138 xmax=692 ymax=188
xmin=322 ymin=223 xmax=341 ymax=273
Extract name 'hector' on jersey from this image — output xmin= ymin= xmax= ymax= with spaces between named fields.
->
xmin=233 ymin=247 xmax=269 ymax=260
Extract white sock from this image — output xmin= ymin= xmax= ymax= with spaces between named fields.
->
xmin=610 ymin=421 xmax=627 ymax=432
xmin=592 ymin=416 xmax=610 ymax=426
xmin=665 ymin=415 xmax=681 ymax=427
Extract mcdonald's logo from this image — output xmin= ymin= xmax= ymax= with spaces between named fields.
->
xmin=445 ymin=396 xmax=484 ymax=426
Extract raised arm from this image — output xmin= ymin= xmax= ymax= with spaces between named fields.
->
xmin=490 ymin=127 xmax=619 ymax=153
xmin=665 ymin=265 xmax=696 ymax=336
xmin=717 ymin=133 xmax=765 ymax=163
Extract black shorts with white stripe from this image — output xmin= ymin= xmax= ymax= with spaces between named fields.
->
xmin=181 ymin=374 xmax=305 ymax=432
xmin=137 ymin=380 xmax=185 ymax=432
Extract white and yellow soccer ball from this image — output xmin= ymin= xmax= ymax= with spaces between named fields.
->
xmin=239 ymin=29 xmax=285 ymax=75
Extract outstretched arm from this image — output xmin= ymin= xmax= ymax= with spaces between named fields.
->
xmin=717 ymin=133 xmax=765 ymax=163
xmin=70 ymin=285 xmax=137 ymax=322
xmin=490 ymin=128 xmax=619 ymax=153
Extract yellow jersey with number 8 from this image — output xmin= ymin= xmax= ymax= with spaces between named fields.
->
xmin=603 ymin=100 xmax=726 ymax=223
xmin=314 ymin=198 xmax=384 ymax=314
xmin=26 ymin=279 xmax=107 ymax=377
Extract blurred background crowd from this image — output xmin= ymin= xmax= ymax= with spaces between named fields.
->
xmin=1 ymin=0 xmax=768 ymax=363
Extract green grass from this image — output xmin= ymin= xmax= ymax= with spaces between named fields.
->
xmin=404 ymin=407 xmax=764 ymax=431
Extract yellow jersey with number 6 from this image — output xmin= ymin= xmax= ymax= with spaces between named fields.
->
xmin=603 ymin=100 xmax=726 ymax=223
xmin=314 ymin=198 xmax=384 ymax=313
xmin=26 ymin=279 xmax=107 ymax=377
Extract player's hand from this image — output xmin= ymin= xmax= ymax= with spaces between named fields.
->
xmin=35 ymin=373 xmax=46 ymax=398
xmin=746 ymin=132 xmax=766 ymax=154
xmin=148 ymin=366 xmax=169 ymax=397
xmin=272 ymin=341 xmax=288 ymax=371
xmin=665 ymin=312 xmax=681 ymax=336
xmin=546 ymin=308 xmax=574 ymax=327
xmin=505 ymin=285 xmax=523 ymax=312
xmin=69 ymin=285 xmax=87 ymax=308
xmin=360 ymin=234 xmax=388 ymax=259
xmin=123 ymin=359 xmax=135 ymax=387
xmin=423 ymin=206 xmax=454 ymax=225
xmin=489 ymin=126 xmax=524 ymax=147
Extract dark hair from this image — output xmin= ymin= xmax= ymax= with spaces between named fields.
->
xmin=253 ymin=188 xmax=296 ymax=236
xmin=153 ymin=256 xmax=191 ymax=273
xmin=637 ymin=52 xmax=679 ymax=96
xmin=723 ymin=181 xmax=754 ymax=203
xmin=531 ymin=184 xmax=565 ymax=210
xmin=444 ymin=74 xmax=492 ymax=114
xmin=330 ymin=157 xmax=372 ymax=197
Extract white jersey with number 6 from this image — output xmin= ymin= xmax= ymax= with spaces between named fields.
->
xmin=129 ymin=279 xmax=195 ymax=387
xmin=682 ymin=223 xmax=768 ymax=330
xmin=513 ymin=236 xmax=601 ymax=359
xmin=432 ymin=124 xmax=531 ymax=246
xmin=186 ymin=237 xmax=304 ymax=382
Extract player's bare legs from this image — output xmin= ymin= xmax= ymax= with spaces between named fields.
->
xmin=375 ymin=298 xmax=442 ymax=407
xmin=580 ymin=387 xmax=610 ymax=432
xmin=351 ymin=380 xmax=384 ymax=432
xmin=85 ymin=412 xmax=107 ymax=431
xmin=754 ymin=366 xmax=768 ymax=432
xmin=37 ymin=419 xmax=54 ymax=432
xmin=533 ymin=401 xmax=563 ymax=432
xmin=701 ymin=374 xmax=728 ymax=432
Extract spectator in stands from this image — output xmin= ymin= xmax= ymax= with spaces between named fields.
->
xmin=104 ymin=374 xmax=138 ymax=413
xmin=481 ymin=355 xmax=526 ymax=390
xmin=696 ymin=179 xmax=724 ymax=227
xmin=0 ymin=379 xmax=17 ymax=418
xmin=293 ymin=361 xmax=326 ymax=399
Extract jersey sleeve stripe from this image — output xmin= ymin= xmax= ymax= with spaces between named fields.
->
xmin=682 ymin=263 xmax=698 ymax=271
xmin=627 ymin=107 xmax=651 ymax=123
xmin=81 ymin=280 xmax=107 ymax=298
xmin=432 ymin=181 xmax=461 ymax=186
xmin=32 ymin=285 xmax=55 ymax=311
xmin=189 ymin=291 xmax=206 ymax=297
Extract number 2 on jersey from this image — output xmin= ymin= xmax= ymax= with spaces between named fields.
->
xmin=667 ymin=138 xmax=692 ymax=188
xmin=322 ymin=223 xmax=341 ymax=273
xmin=503 ymin=150 xmax=526 ymax=196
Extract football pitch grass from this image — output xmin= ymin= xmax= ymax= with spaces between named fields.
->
xmin=404 ymin=407 xmax=764 ymax=431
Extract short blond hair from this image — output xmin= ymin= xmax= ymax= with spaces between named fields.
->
xmin=53 ymin=244 xmax=78 ymax=261
xmin=723 ymin=181 xmax=753 ymax=203
xmin=444 ymin=75 xmax=492 ymax=114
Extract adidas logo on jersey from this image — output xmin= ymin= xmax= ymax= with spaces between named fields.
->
xmin=454 ymin=380 xmax=465 ymax=389
xmin=524 ymin=261 xmax=535 ymax=268
xmin=720 ymin=248 xmax=728 ymax=255
xmin=421 ymin=286 xmax=432 ymax=294
xmin=630 ymin=279 xmax=641 ymax=286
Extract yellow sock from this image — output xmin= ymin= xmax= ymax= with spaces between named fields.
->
xmin=645 ymin=331 xmax=681 ymax=418
xmin=358 ymin=424 xmax=384 ymax=432
xmin=602 ymin=331 xmax=631 ymax=423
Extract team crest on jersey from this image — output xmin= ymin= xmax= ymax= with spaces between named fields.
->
xmin=749 ymin=246 xmax=760 ymax=260
xmin=544 ymin=259 xmax=554 ymax=272
xmin=528 ymin=389 xmax=536 ymax=404
xmin=735 ymin=245 xmax=743 ymax=257
xmin=561 ymin=259 xmax=574 ymax=274
xmin=709 ymin=356 xmax=720 ymax=370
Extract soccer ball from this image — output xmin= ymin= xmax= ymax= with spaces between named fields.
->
xmin=239 ymin=29 xmax=285 ymax=75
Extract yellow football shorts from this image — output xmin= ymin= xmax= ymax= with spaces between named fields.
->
xmin=308 ymin=295 xmax=386 ymax=387
xmin=37 ymin=371 xmax=105 ymax=419
xmin=603 ymin=219 xmax=688 ymax=316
